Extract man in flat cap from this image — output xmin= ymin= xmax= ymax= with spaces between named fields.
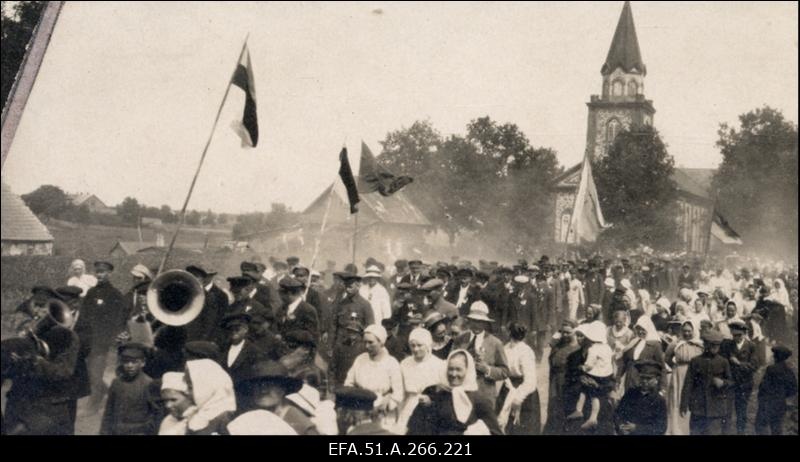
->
xmin=277 ymin=276 xmax=319 ymax=341
xmin=184 ymin=265 xmax=229 ymax=344
xmin=420 ymin=278 xmax=458 ymax=320
xmin=330 ymin=273 xmax=374 ymax=352
xmin=82 ymin=260 xmax=127 ymax=414
xmin=720 ymin=319 xmax=758 ymax=434
xmin=220 ymin=310 xmax=265 ymax=396
xmin=614 ymin=360 xmax=668 ymax=435
xmin=334 ymin=386 xmax=395 ymax=435
xmin=447 ymin=267 xmax=481 ymax=317
xmin=241 ymin=261 xmax=282 ymax=318
xmin=680 ymin=330 xmax=734 ymax=435
xmin=401 ymin=260 xmax=425 ymax=287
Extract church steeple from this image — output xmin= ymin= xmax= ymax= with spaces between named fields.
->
xmin=602 ymin=1 xmax=646 ymax=76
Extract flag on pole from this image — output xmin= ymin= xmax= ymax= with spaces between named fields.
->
xmin=339 ymin=147 xmax=360 ymax=214
xmin=566 ymin=155 xmax=609 ymax=243
xmin=231 ymin=45 xmax=258 ymax=147
xmin=357 ymin=141 xmax=413 ymax=196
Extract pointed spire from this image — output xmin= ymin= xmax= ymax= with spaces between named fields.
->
xmin=601 ymin=1 xmax=646 ymax=76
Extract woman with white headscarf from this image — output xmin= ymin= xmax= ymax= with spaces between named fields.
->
xmin=768 ymin=279 xmax=792 ymax=318
xmin=407 ymin=349 xmax=502 ymax=435
xmin=158 ymin=359 xmax=237 ymax=435
xmin=619 ymin=316 xmax=665 ymax=393
xmin=396 ymin=328 xmax=445 ymax=432
xmin=344 ymin=324 xmax=404 ymax=427
xmin=663 ymin=320 xmax=703 ymax=435
xmin=67 ymin=259 xmax=97 ymax=297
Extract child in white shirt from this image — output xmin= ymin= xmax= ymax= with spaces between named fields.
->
xmin=568 ymin=321 xmax=614 ymax=429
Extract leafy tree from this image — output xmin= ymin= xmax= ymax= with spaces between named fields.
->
xmin=217 ymin=213 xmax=229 ymax=225
xmin=712 ymin=106 xmax=798 ymax=257
xmin=1 ymin=1 xmax=46 ymax=107
xmin=21 ymin=184 xmax=71 ymax=217
xmin=160 ymin=204 xmax=176 ymax=223
xmin=74 ymin=204 xmax=91 ymax=224
xmin=593 ymin=125 xmax=679 ymax=251
xmin=202 ymin=209 xmax=217 ymax=226
xmin=185 ymin=210 xmax=201 ymax=226
xmin=117 ymin=197 xmax=141 ymax=225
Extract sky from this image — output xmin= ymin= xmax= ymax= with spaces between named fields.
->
xmin=2 ymin=1 xmax=797 ymax=214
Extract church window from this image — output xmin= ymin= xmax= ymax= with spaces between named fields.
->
xmin=612 ymin=80 xmax=624 ymax=96
xmin=606 ymin=118 xmax=621 ymax=145
xmin=627 ymin=80 xmax=638 ymax=96
xmin=560 ymin=212 xmax=572 ymax=242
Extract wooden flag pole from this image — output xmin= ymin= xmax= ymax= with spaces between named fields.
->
xmin=304 ymin=182 xmax=337 ymax=299
xmin=158 ymin=35 xmax=250 ymax=274
xmin=352 ymin=212 xmax=358 ymax=266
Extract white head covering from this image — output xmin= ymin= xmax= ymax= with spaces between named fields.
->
xmin=70 ymin=259 xmax=86 ymax=272
xmin=441 ymin=349 xmax=479 ymax=424
xmin=577 ymin=320 xmax=607 ymax=344
xmin=620 ymin=279 xmax=632 ymax=290
xmin=184 ymin=359 xmax=237 ymax=432
xmin=364 ymin=324 xmax=387 ymax=345
xmin=679 ymin=288 xmax=694 ymax=302
xmin=161 ymin=372 xmax=188 ymax=393
xmin=604 ymin=277 xmax=615 ymax=289
xmin=634 ymin=316 xmax=660 ymax=342
xmin=227 ymin=410 xmax=298 ymax=435
xmin=131 ymin=263 xmax=154 ymax=280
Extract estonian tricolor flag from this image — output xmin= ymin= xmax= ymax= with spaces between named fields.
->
xmin=231 ymin=45 xmax=258 ymax=148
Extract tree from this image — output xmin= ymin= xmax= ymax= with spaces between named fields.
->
xmin=117 ymin=197 xmax=141 ymax=225
xmin=160 ymin=204 xmax=176 ymax=223
xmin=185 ymin=210 xmax=201 ymax=226
xmin=21 ymin=184 xmax=71 ymax=217
xmin=712 ymin=106 xmax=798 ymax=257
xmin=593 ymin=125 xmax=679 ymax=251
xmin=1 ymin=1 xmax=46 ymax=107
xmin=202 ymin=209 xmax=217 ymax=226
xmin=217 ymin=213 xmax=229 ymax=225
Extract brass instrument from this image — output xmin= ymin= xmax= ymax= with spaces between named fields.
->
xmin=147 ymin=269 xmax=205 ymax=326
xmin=1 ymin=298 xmax=73 ymax=376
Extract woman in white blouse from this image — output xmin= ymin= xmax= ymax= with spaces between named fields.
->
xmin=66 ymin=259 xmax=97 ymax=297
xmin=344 ymin=324 xmax=404 ymax=428
xmin=498 ymin=322 xmax=540 ymax=435
xmin=396 ymin=328 xmax=446 ymax=433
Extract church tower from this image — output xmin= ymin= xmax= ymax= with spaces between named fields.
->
xmin=585 ymin=1 xmax=655 ymax=159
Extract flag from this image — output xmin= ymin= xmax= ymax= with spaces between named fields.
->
xmin=231 ymin=44 xmax=258 ymax=147
xmin=339 ymin=147 xmax=360 ymax=214
xmin=566 ymin=155 xmax=609 ymax=243
xmin=358 ymin=141 xmax=413 ymax=196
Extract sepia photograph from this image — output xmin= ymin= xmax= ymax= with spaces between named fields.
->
xmin=0 ymin=1 xmax=797 ymax=440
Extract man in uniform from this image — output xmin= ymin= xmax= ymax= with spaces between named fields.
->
xmin=330 ymin=321 xmax=365 ymax=386
xmin=330 ymin=273 xmax=374 ymax=349
xmin=334 ymin=386 xmax=395 ymax=435
xmin=720 ymin=319 xmax=758 ymax=434
xmin=185 ymin=265 xmax=229 ymax=343
xmin=680 ymin=329 xmax=734 ymax=435
xmin=614 ymin=360 xmax=668 ymax=435
xmin=82 ymin=261 xmax=126 ymax=414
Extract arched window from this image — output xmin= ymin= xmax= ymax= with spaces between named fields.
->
xmin=612 ymin=80 xmax=624 ymax=96
xmin=627 ymin=80 xmax=638 ymax=96
xmin=560 ymin=212 xmax=572 ymax=242
xmin=606 ymin=118 xmax=621 ymax=145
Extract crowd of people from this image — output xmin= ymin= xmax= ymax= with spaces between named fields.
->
xmin=2 ymin=252 xmax=797 ymax=435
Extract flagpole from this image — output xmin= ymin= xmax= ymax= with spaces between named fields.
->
xmin=304 ymin=182 xmax=337 ymax=299
xmin=158 ymin=35 xmax=250 ymax=274
xmin=352 ymin=212 xmax=358 ymax=266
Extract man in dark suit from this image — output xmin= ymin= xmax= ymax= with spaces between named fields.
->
xmin=220 ymin=311 xmax=265 ymax=404
xmin=453 ymin=301 xmax=509 ymax=410
xmin=400 ymin=260 xmax=425 ymax=287
xmin=55 ymin=286 xmax=93 ymax=432
xmin=241 ymin=261 xmax=282 ymax=317
xmin=446 ymin=268 xmax=482 ymax=317
xmin=614 ymin=360 xmax=668 ymax=435
xmin=185 ymin=265 xmax=229 ymax=343
xmin=389 ymin=260 xmax=408 ymax=293
xmin=277 ymin=277 xmax=320 ymax=340
xmin=680 ymin=330 xmax=734 ymax=435
xmin=720 ymin=320 xmax=758 ymax=434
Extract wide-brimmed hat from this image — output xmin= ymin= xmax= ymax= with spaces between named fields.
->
xmin=466 ymin=301 xmax=494 ymax=323
xmin=237 ymin=360 xmax=303 ymax=394
xmin=286 ymin=384 xmax=321 ymax=416
xmin=362 ymin=266 xmax=383 ymax=279
xmin=423 ymin=311 xmax=448 ymax=330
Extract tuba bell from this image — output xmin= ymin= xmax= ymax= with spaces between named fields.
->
xmin=147 ymin=269 xmax=205 ymax=326
xmin=1 ymin=298 xmax=73 ymax=375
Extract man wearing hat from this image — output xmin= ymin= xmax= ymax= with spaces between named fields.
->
xmin=277 ymin=276 xmax=319 ymax=340
xmin=720 ymin=319 xmax=758 ymax=434
xmin=292 ymin=266 xmax=325 ymax=322
xmin=330 ymin=273 xmax=374 ymax=350
xmin=226 ymin=275 xmax=269 ymax=332
xmin=359 ymin=266 xmax=392 ymax=322
xmin=584 ymin=263 xmax=605 ymax=307
xmin=755 ymin=345 xmax=797 ymax=435
xmin=271 ymin=260 xmax=290 ymax=285
xmin=419 ymin=278 xmax=458 ymax=320
xmin=334 ymin=386 xmax=395 ymax=435
xmin=680 ymin=329 xmax=734 ymax=435
xmin=389 ymin=259 xmax=409 ymax=292
xmin=401 ymin=260 xmax=425 ymax=287
xmin=12 ymin=285 xmax=63 ymax=335
xmin=100 ymin=342 xmax=158 ymax=435
xmin=454 ymin=301 xmax=509 ymax=409
xmin=614 ymin=360 xmax=668 ymax=435
xmin=184 ymin=265 xmax=229 ymax=343
xmin=235 ymin=360 xmax=319 ymax=435
xmin=509 ymin=275 xmax=535 ymax=343
xmin=446 ymin=267 xmax=481 ymax=317
xmin=248 ymin=304 xmax=285 ymax=361
xmin=82 ymin=260 xmax=127 ymax=414
xmin=220 ymin=310 xmax=265 ymax=394
xmin=241 ymin=261 xmax=282 ymax=317
xmin=55 ymin=285 xmax=93 ymax=431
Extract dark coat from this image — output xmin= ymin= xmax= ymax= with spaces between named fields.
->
xmin=330 ymin=338 xmax=365 ymax=386
xmin=510 ymin=288 xmax=535 ymax=332
xmin=680 ymin=352 xmax=734 ymax=418
xmin=82 ymin=280 xmax=127 ymax=352
xmin=446 ymin=284 xmax=482 ymax=316
xmin=757 ymin=362 xmax=798 ymax=420
xmin=253 ymin=282 xmax=283 ymax=317
xmin=278 ymin=300 xmax=320 ymax=340
xmin=223 ymin=339 xmax=265 ymax=386
xmin=100 ymin=372 xmax=158 ymax=435
xmin=720 ymin=338 xmax=758 ymax=390
xmin=331 ymin=294 xmax=374 ymax=343
xmin=185 ymin=284 xmax=229 ymax=343
xmin=407 ymin=386 xmax=503 ymax=435
xmin=250 ymin=329 xmax=285 ymax=360
xmin=620 ymin=340 xmax=666 ymax=392
xmin=385 ymin=333 xmax=409 ymax=362
xmin=614 ymin=387 xmax=668 ymax=435
xmin=455 ymin=331 xmax=509 ymax=402
xmin=584 ymin=271 xmax=605 ymax=305
xmin=71 ymin=311 xmax=93 ymax=399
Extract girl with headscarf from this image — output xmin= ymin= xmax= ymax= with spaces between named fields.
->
xmin=406 ymin=349 xmax=502 ymax=435
xmin=396 ymin=328 xmax=445 ymax=432
xmin=498 ymin=323 xmax=541 ymax=435
xmin=768 ymin=279 xmax=792 ymax=318
xmin=158 ymin=359 xmax=237 ymax=435
xmin=619 ymin=316 xmax=665 ymax=393
xmin=664 ymin=320 xmax=703 ymax=435
xmin=67 ymin=259 xmax=97 ymax=297
xmin=344 ymin=324 xmax=404 ymax=428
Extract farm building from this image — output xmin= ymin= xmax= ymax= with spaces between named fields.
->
xmin=68 ymin=192 xmax=115 ymax=215
xmin=246 ymin=179 xmax=434 ymax=264
xmin=1 ymin=182 xmax=54 ymax=256
xmin=110 ymin=240 xmax=151 ymax=257
xmin=109 ymin=239 xmax=207 ymax=258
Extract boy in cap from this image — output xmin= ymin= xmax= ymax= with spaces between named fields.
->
xmin=83 ymin=261 xmax=127 ymax=414
xmin=334 ymin=386 xmax=395 ymax=435
xmin=720 ymin=319 xmax=758 ymax=434
xmin=614 ymin=360 xmax=668 ymax=435
xmin=755 ymin=345 xmax=797 ymax=435
xmin=680 ymin=330 xmax=734 ymax=435
xmin=100 ymin=342 xmax=158 ymax=435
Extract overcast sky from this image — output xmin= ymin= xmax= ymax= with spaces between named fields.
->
xmin=2 ymin=1 xmax=797 ymax=214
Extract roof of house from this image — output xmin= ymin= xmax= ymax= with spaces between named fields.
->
xmin=68 ymin=192 xmax=106 ymax=207
xmin=1 ymin=182 xmax=54 ymax=242
xmin=110 ymin=241 xmax=151 ymax=255
xmin=602 ymin=1 xmax=646 ymax=76
xmin=672 ymin=167 xmax=715 ymax=200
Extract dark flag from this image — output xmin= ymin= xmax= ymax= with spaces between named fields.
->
xmin=358 ymin=141 xmax=413 ymax=196
xmin=231 ymin=45 xmax=258 ymax=147
xmin=339 ymin=147 xmax=360 ymax=214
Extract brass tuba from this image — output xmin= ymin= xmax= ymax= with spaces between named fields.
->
xmin=147 ymin=269 xmax=205 ymax=326
xmin=1 ymin=298 xmax=73 ymax=373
